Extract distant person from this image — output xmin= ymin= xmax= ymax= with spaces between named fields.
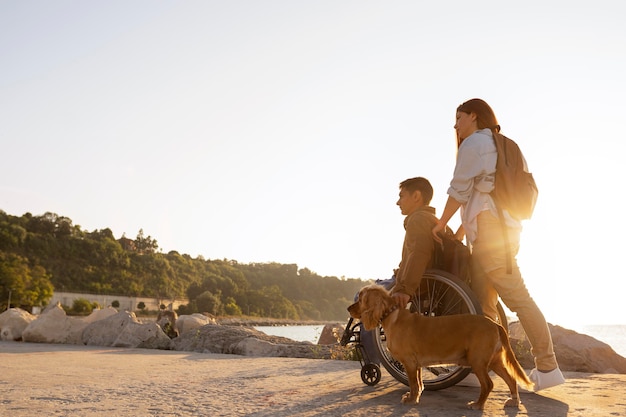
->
xmin=431 ymin=98 xmax=564 ymax=391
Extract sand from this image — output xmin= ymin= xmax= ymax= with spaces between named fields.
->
xmin=1 ymin=341 xmax=625 ymax=417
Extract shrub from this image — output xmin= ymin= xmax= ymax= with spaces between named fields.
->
xmin=71 ymin=298 xmax=93 ymax=315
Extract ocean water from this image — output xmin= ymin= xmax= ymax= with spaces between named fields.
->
xmin=254 ymin=324 xmax=326 ymax=344
xmin=256 ymin=324 xmax=626 ymax=358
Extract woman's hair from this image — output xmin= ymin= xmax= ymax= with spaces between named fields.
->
xmin=457 ymin=98 xmax=501 ymax=133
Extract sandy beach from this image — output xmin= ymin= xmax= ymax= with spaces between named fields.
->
xmin=1 ymin=341 xmax=625 ymax=417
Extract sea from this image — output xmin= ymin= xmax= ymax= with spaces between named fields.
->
xmin=256 ymin=324 xmax=626 ymax=358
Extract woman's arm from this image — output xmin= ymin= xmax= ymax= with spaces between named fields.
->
xmin=432 ymin=195 xmax=462 ymax=243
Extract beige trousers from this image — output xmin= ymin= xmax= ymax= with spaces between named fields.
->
xmin=470 ymin=211 xmax=558 ymax=371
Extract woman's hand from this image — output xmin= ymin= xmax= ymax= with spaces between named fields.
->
xmin=455 ymin=224 xmax=465 ymax=241
xmin=432 ymin=221 xmax=446 ymax=244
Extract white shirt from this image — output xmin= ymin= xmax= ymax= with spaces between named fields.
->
xmin=447 ymin=128 xmax=521 ymax=243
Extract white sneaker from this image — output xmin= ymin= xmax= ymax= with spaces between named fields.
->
xmin=529 ymin=368 xmax=565 ymax=391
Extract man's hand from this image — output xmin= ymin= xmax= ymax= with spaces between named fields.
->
xmin=392 ymin=292 xmax=411 ymax=310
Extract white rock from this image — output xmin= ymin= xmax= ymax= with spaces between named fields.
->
xmin=176 ymin=313 xmax=216 ymax=335
xmin=22 ymin=303 xmax=85 ymax=344
xmin=82 ymin=310 xmax=171 ymax=349
xmin=0 ymin=308 xmax=36 ymax=341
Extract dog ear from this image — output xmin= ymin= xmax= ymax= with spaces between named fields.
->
xmin=360 ymin=287 xmax=388 ymax=331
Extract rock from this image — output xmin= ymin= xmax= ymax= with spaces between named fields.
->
xmin=84 ymin=307 xmax=118 ymax=324
xmin=156 ymin=310 xmax=179 ymax=338
xmin=317 ymin=323 xmax=344 ymax=345
xmin=82 ymin=310 xmax=172 ymax=349
xmin=175 ymin=313 xmax=217 ymax=335
xmin=0 ymin=308 xmax=36 ymax=341
xmin=114 ymin=321 xmax=173 ymax=350
xmin=172 ymin=324 xmax=331 ymax=359
xmin=509 ymin=322 xmax=626 ymax=373
xmin=22 ymin=303 xmax=86 ymax=344
xmin=232 ymin=337 xmax=330 ymax=358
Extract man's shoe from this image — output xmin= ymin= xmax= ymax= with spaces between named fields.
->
xmin=529 ymin=367 xmax=565 ymax=391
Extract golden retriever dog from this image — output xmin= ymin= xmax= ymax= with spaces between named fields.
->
xmin=348 ymin=284 xmax=532 ymax=409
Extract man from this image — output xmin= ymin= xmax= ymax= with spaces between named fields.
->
xmin=390 ymin=177 xmax=438 ymax=309
xmin=355 ymin=177 xmax=438 ymax=362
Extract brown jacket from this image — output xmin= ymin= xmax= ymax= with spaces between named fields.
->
xmin=392 ymin=206 xmax=437 ymax=297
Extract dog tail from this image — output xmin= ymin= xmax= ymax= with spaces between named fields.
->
xmin=498 ymin=324 xmax=533 ymax=390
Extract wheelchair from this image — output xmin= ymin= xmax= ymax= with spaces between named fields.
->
xmin=341 ymin=269 xmax=507 ymax=390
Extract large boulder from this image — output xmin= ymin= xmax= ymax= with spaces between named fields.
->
xmin=509 ymin=322 xmax=626 ymax=373
xmin=172 ymin=324 xmax=331 ymax=358
xmin=175 ymin=313 xmax=217 ymax=335
xmin=0 ymin=308 xmax=36 ymax=341
xmin=82 ymin=310 xmax=172 ymax=349
xmin=22 ymin=303 xmax=84 ymax=344
xmin=317 ymin=323 xmax=344 ymax=345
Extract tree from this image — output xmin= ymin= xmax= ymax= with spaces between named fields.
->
xmin=137 ymin=301 xmax=146 ymax=311
xmin=134 ymin=229 xmax=158 ymax=254
xmin=196 ymin=291 xmax=222 ymax=315
xmin=223 ymin=297 xmax=242 ymax=316
xmin=0 ymin=252 xmax=53 ymax=310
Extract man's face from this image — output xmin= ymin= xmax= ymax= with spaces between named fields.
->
xmin=396 ymin=188 xmax=421 ymax=216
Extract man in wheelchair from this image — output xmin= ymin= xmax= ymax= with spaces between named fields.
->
xmin=350 ymin=177 xmax=439 ymax=365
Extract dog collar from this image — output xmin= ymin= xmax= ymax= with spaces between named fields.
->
xmin=380 ymin=304 xmax=399 ymax=323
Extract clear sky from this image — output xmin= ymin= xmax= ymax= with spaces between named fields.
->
xmin=1 ymin=1 xmax=625 ymax=327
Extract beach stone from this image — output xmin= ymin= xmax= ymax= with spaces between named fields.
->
xmin=175 ymin=313 xmax=217 ymax=335
xmin=82 ymin=310 xmax=172 ymax=349
xmin=172 ymin=324 xmax=332 ymax=358
xmin=232 ymin=337 xmax=331 ymax=358
xmin=113 ymin=320 xmax=173 ymax=350
xmin=0 ymin=308 xmax=36 ymax=341
xmin=84 ymin=307 xmax=119 ymax=324
xmin=22 ymin=303 xmax=86 ymax=344
xmin=509 ymin=321 xmax=626 ymax=373
xmin=317 ymin=323 xmax=344 ymax=345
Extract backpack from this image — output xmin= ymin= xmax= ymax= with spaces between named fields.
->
xmin=491 ymin=132 xmax=538 ymax=220
xmin=432 ymin=228 xmax=472 ymax=284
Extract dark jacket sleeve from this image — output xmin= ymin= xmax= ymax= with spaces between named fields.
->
xmin=392 ymin=211 xmax=435 ymax=297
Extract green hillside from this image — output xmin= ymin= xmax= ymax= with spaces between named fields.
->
xmin=0 ymin=210 xmax=370 ymax=320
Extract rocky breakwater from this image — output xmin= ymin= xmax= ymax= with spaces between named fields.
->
xmin=0 ymin=306 xmax=335 ymax=359
xmin=2 ymin=306 xmax=625 ymax=372
xmin=172 ymin=324 xmax=333 ymax=358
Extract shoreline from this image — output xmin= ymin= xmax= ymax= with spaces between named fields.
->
xmin=216 ymin=316 xmax=334 ymax=327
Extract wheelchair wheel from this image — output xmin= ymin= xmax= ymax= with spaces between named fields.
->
xmin=373 ymin=269 xmax=482 ymax=391
xmin=361 ymin=363 xmax=382 ymax=386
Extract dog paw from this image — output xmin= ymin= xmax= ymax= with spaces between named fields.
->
xmin=467 ymin=401 xmax=484 ymax=410
xmin=504 ymin=397 xmax=521 ymax=408
xmin=401 ymin=392 xmax=418 ymax=405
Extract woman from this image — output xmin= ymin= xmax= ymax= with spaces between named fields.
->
xmin=432 ymin=98 xmax=564 ymax=391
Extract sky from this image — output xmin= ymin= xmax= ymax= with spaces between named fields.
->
xmin=1 ymin=1 xmax=625 ymax=327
